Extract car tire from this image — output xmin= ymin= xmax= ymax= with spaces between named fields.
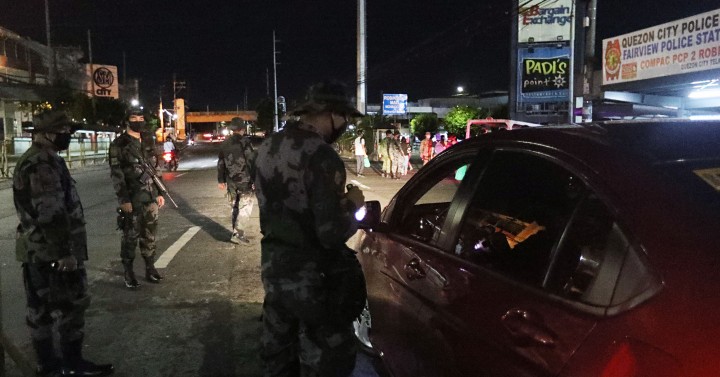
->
xmin=353 ymin=300 xmax=378 ymax=355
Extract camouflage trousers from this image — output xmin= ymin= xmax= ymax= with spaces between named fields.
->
xmin=228 ymin=189 xmax=254 ymax=233
xmin=22 ymin=262 xmax=90 ymax=343
xmin=121 ymin=201 xmax=159 ymax=261
xmin=261 ymin=258 xmax=357 ymax=377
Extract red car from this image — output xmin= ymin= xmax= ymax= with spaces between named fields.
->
xmin=353 ymin=120 xmax=720 ymax=377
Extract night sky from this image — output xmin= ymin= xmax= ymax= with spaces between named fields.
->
xmin=1 ymin=0 xmax=718 ymax=111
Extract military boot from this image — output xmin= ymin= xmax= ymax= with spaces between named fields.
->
xmin=122 ymin=260 xmax=140 ymax=288
xmin=60 ymin=338 xmax=114 ymax=377
xmin=33 ymin=338 xmax=60 ymax=377
xmin=143 ymin=255 xmax=163 ymax=283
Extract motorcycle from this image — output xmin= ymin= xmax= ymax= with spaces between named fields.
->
xmin=162 ymin=150 xmax=178 ymax=171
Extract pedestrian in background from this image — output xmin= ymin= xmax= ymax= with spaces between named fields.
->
xmin=420 ymin=131 xmax=435 ymax=165
xmin=353 ymin=129 xmax=366 ymax=177
xmin=109 ymin=118 xmax=166 ymax=288
xmin=399 ymin=136 xmax=411 ymax=175
xmin=379 ymin=130 xmax=393 ymax=177
xmin=389 ymin=132 xmax=405 ymax=179
xmin=13 ymin=111 xmax=114 ymax=377
xmin=254 ymin=81 xmax=366 ymax=377
xmin=435 ymin=134 xmax=448 ymax=155
xmin=217 ymin=117 xmax=256 ymax=244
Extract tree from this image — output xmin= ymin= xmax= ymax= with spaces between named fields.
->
xmin=409 ymin=113 xmax=439 ymax=137
xmin=444 ymin=105 xmax=490 ymax=135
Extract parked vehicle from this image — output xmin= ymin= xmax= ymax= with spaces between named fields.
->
xmin=353 ymin=120 xmax=720 ymax=377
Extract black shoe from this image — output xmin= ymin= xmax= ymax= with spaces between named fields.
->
xmin=60 ymin=360 xmax=114 ymax=376
xmin=145 ymin=267 xmax=163 ymax=283
xmin=124 ymin=270 xmax=140 ymax=288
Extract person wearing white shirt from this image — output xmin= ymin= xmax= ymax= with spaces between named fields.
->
xmin=353 ymin=129 xmax=366 ymax=177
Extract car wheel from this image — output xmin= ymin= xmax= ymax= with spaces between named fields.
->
xmin=353 ymin=300 xmax=377 ymax=355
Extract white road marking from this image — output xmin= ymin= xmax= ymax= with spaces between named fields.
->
xmin=155 ymin=226 xmax=201 ymax=268
xmin=175 ymin=173 xmax=187 ymax=178
xmin=349 ymin=179 xmax=371 ymax=190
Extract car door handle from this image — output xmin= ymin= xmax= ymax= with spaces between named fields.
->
xmin=404 ymin=258 xmax=426 ymax=280
xmin=501 ymin=309 xmax=556 ymax=347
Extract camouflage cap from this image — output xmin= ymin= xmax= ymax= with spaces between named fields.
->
xmin=228 ymin=117 xmax=245 ymax=131
xmin=289 ymin=80 xmax=364 ymax=117
xmin=32 ymin=111 xmax=80 ymax=133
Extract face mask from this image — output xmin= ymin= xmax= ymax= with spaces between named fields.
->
xmin=326 ymin=114 xmax=348 ymax=144
xmin=129 ymin=123 xmax=144 ymax=132
xmin=52 ymin=133 xmax=72 ymax=151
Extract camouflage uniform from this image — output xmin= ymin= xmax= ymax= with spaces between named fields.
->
xmin=255 ymin=121 xmax=360 ymax=377
xmin=217 ymin=132 xmax=256 ymax=240
xmin=109 ymin=131 xmax=163 ymax=286
xmin=14 ymin=111 xmax=113 ymax=376
xmin=388 ymin=136 xmax=405 ymax=179
xmin=378 ymin=134 xmax=392 ymax=177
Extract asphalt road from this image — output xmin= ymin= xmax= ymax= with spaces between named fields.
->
xmin=0 ymin=142 xmax=409 ymax=377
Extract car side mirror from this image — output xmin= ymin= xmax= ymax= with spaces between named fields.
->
xmin=356 ymin=200 xmax=382 ymax=230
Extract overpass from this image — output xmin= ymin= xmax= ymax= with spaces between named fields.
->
xmin=186 ymin=110 xmax=257 ymax=123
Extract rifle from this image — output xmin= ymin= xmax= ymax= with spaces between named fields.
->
xmin=141 ymin=161 xmax=179 ymax=208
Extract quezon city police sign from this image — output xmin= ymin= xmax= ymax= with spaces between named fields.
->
xmin=85 ymin=64 xmax=119 ymax=99
xmin=603 ymin=7 xmax=720 ymax=85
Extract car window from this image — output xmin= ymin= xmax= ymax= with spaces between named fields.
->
xmin=454 ymin=151 xmax=583 ymax=286
xmin=548 ymin=193 xmax=659 ymax=308
xmin=396 ymin=158 xmax=476 ymax=245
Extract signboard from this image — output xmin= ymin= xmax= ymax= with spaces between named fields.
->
xmin=383 ymin=94 xmax=408 ymax=115
xmin=85 ymin=64 xmax=119 ymax=98
xmin=517 ymin=46 xmax=571 ymax=102
xmin=603 ymin=7 xmax=720 ymax=85
xmin=518 ymin=0 xmax=575 ymax=43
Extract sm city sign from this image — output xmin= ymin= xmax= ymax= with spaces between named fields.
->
xmin=603 ymin=7 xmax=720 ymax=85
xmin=85 ymin=64 xmax=119 ymax=99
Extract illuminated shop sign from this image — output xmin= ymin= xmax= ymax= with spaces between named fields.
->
xmin=603 ymin=7 xmax=720 ymax=85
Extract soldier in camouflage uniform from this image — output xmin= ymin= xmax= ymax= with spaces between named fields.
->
xmin=217 ymin=117 xmax=256 ymax=244
xmin=254 ymin=81 xmax=365 ymax=377
xmin=13 ymin=111 xmax=114 ymax=377
xmin=109 ymin=119 xmax=166 ymax=288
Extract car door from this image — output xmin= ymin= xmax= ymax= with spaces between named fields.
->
xmin=358 ymin=147 xmax=484 ymax=377
xmin=440 ymin=149 xmax=603 ymax=376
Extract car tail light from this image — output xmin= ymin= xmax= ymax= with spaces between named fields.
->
xmin=601 ymin=343 xmax=636 ymax=377
xmin=600 ymin=339 xmax=680 ymax=377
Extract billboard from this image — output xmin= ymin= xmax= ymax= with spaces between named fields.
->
xmin=85 ymin=64 xmax=119 ymax=98
xmin=383 ymin=93 xmax=408 ymax=115
xmin=518 ymin=0 xmax=575 ymax=43
xmin=517 ymin=46 xmax=571 ymax=103
xmin=603 ymin=7 xmax=720 ymax=85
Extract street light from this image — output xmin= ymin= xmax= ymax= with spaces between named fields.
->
xmin=456 ymin=86 xmax=464 ymax=94
xmin=131 ymin=98 xmax=140 ymax=107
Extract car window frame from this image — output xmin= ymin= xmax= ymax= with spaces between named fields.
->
xmin=443 ymin=144 xmax=663 ymax=316
xmin=386 ymin=145 xmax=489 ymax=250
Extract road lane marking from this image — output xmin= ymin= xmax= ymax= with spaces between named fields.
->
xmin=349 ymin=179 xmax=371 ymax=190
xmin=155 ymin=226 xmax=201 ymax=268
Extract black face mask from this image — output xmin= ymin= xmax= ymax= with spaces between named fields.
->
xmin=128 ymin=123 xmax=144 ymax=132
xmin=326 ymin=114 xmax=348 ymax=144
xmin=52 ymin=133 xmax=72 ymax=151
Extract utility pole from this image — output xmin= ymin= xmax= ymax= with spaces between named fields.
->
xmin=583 ymin=0 xmax=597 ymax=122
xmin=88 ymin=29 xmax=96 ymax=118
xmin=159 ymin=89 xmax=164 ymax=140
xmin=273 ymin=30 xmax=280 ymax=133
xmin=356 ymin=0 xmax=367 ymax=114
xmin=44 ymin=0 xmax=56 ymax=84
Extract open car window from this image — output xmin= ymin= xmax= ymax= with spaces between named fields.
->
xmin=454 ymin=151 xmax=583 ymax=286
xmin=395 ymin=157 xmax=476 ymax=245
